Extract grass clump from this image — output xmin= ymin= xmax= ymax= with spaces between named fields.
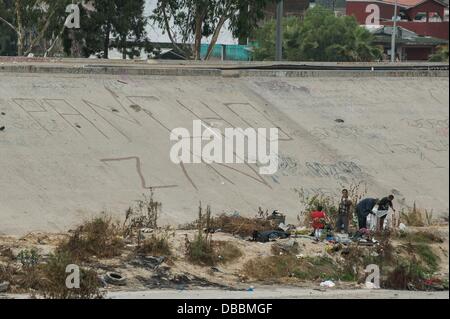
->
xmin=185 ymin=204 xmax=242 ymax=266
xmin=400 ymin=202 xmax=434 ymax=227
xmin=215 ymin=241 xmax=243 ymax=263
xmin=39 ymin=252 xmax=103 ymax=299
xmin=243 ymin=255 xmax=338 ymax=282
xmin=397 ymin=231 xmax=444 ymax=244
xmin=409 ymin=243 xmax=440 ymax=273
xmin=186 ymin=232 xmax=216 ymax=266
xmin=1 ymin=250 xmax=103 ymax=298
xmin=124 ymin=191 xmax=162 ymax=237
xmin=136 ymin=231 xmax=173 ymax=257
xmin=382 ymin=242 xmax=441 ymax=290
xmin=383 ymin=259 xmax=429 ymax=290
xmin=57 ymin=216 xmax=124 ymax=262
xmin=271 ymin=241 xmax=299 ymax=255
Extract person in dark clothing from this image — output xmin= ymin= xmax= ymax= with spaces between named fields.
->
xmin=356 ymin=198 xmax=379 ymax=229
xmin=376 ymin=195 xmax=396 ymax=231
xmin=336 ymin=189 xmax=353 ymax=233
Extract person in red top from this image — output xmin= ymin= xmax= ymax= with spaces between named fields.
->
xmin=311 ymin=205 xmax=327 ymax=241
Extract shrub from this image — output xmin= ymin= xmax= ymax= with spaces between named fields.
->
xmin=185 ymin=204 xmax=243 ymax=266
xmin=186 ymin=232 xmax=216 ymax=266
xmin=17 ymin=248 xmax=40 ymax=268
xmin=296 ymin=182 xmax=367 ymax=229
xmin=400 ymin=203 xmax=434 ymax=227
xmin=136 ymin=231 xmax=173 ymax=257
xmin=39 ymin=252 xmax=103 ymax=299
xmin=124 ymin=191 xmax=162 ymax=237
xmin=211 ymin=214 xmax=273 ymax=237
xmin=383 ymin=259 xmax=427 ymax=290
xmin=215 ymin=241 xmax=243 ymax=264
xmin=57 ymin=216 xmax=124 ymax=262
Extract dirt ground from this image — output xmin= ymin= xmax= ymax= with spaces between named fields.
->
xmin=0 ymin=226 xmax=449 ymax=298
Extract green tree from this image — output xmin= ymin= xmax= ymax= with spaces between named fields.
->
xmin=429 ymin=45 xmax=449 ymax=62
xmin=253 ymin=6 xmax=382 ymax=62
xmin=0 ymin=0 xmax=69 ymax=56
xmin=152 ymin=0 xmax=272 ymax=60
xmin=0 ymin=1 xmax=104 ymax=58
xmin=73 ymin=0 xmax=150 ymax=59
xmin=0 ymin=0 xmax=17 ymax=55
xmin=111 ymin=0 xmax=151 ymax=59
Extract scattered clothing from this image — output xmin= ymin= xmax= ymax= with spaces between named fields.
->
xmin=356 ymin=198 xmax=378 ymax=229
xmin=252 ymin=230 xmax=290 ymax=243
xmin=376 ymin=197 xmax=394 ymax=231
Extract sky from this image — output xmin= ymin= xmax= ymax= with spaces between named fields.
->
xmin=144 ymin=0 xmax=237 ymax=45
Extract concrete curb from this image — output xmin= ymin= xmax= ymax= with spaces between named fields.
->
xmin=0 ymin=63 xmax=448 ymax=78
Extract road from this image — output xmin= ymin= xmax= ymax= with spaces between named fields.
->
xmin=107 ymin=287 xmax=450 ymax=299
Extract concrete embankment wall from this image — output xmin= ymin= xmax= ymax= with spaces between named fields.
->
xmin=0 ymin=61 xmax=448 ymax=234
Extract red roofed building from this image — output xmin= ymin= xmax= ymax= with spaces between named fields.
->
xmin=346 ymin=0 xmax=449 ymax=40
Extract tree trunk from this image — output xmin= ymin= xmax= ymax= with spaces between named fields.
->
xmin=44 ymin=25 xmax=66 ymax=57
xmin=24 ymin=10 xmax=55 ymax=56
xmin=193 ymin=5 xmax=207 ymax=60
xmin=194 ymin=15 xmax=203 ymax=60
xmin=15 ymin=0 xmax=24 ymax=56
xmin=103 ymin=23 xmax=111 ymax=59
xmin=205 ymin=15 xmax=228 ymax=60
xmin=122 ymin=36 xmax=127 ymax=59
xmin=161 ymin=0 xmax=188 ymax=57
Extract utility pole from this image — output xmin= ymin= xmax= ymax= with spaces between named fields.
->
xmin=390 ymin=0 xmax=398 ymax=62
xmin=275 ymin=0 xmax=284 ymax=61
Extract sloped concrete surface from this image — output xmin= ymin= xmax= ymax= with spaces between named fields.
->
xmin=0 ymin=63 xmax=448 ymax=234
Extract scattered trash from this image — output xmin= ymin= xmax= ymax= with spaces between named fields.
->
xmin=399 ymin=223 xmax=407 ymax=231
xmin=334 ymin=233 xmax=352 ymax=244
xmin=296 ymin=254 xmax=304 ymax=259
xmin=137 ymin=267 xmax=231 ymax=290
xmin=267 ymin=210 xmax=286 ymax=226
xmin=0 ymin=126 xmax=5 ymax=131
xmin=103 ymin=272 xmax=127 ymax=286
xmin=272 ymin=239 xmax=299 ymax=254
xmin=253 ymin=230 xmax=290 ymax=243
xmin=211 ymin=267 xmax=221 ymax=273
xmin=247 ymin=286 xmax=255 ymax=292
xmin=75 ymin=124 xmax=81 ymax=129
xmin=0 ymin=281 xmax=9 ymax=293
xmin=231 ymin=211 xmax=240 ymax=217
xmin=335 ymin=119 xmax=345 ymax=123
xmin=130 ymin=255 xmax=165 ymax=270
xmin=320 ymin=280 xmax=336 ymax=288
